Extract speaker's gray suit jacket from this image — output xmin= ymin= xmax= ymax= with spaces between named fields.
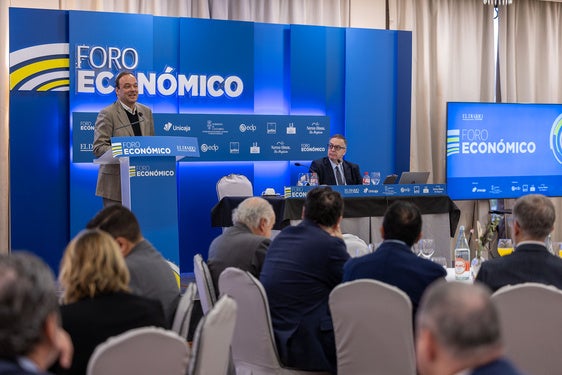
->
xmin=93 ymin=101 xmax=154 ymax=201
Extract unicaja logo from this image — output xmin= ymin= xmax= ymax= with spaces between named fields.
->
xmin=549 ymin=114 xmax=562 ymax=164
xmin=163 ymin=122 xmax=172 ymax=131
xmin=446 ymin=129 xmax=460 ymax=157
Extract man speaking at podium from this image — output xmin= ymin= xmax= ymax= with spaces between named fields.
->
xmin=93 ymin=71 xmax=155 ymax=206
xmin=309 ymin=134 xmax=362 ymax=185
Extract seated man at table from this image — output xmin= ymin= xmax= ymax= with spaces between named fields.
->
xmin=309 ymin=134 xmax=362 ymax=185
xmin=260 ymin=187 xmax=349 ymax=374
xmin=208 ymin=196 xmax=275 ymax=296
xmin=416 ymin=281 xmax=524 ymax=375
xmin=476 ymin=193 xmax=562 ymax=292
xmin=343 ymin=200 xmax=446 ymax=316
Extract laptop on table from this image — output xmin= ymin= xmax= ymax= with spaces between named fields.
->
xmin=398 ymin=171 xmax=430 ymax=184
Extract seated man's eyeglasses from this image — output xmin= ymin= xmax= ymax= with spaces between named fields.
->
xmin=328 ymin=143 xmax=346 ymax=151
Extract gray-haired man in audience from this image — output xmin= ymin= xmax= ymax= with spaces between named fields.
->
xmin=0 ymin=252 xmax=73 ymax=374
xmin=208 ymin=196 xmax=275 ymax=296
xmin=415 ymin=281 xmax=524 ymax=375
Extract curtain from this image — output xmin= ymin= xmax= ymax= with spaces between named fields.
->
xmin=59 ymin=0 xmax=349 ymax=25
xmin=498 ymin=0 xmax=562 ymax=242
xmin=389 ymin=0 xmax=496 ymax=254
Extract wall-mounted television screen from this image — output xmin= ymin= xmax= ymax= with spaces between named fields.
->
xmin=446 ymin=102 xmax=562 ymax=200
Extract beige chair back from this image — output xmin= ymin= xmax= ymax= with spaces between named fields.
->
xmin=329 ymin=279 xmax=416 ymax=375
xmin=87 ymin=326 xmax=188 ymax=375
xmin=194 ymin=253 xmax=217 ymax=314
xmin=216 ymin=174 xmax=253 ymax=200
xmin=492 ymin=282 xmax=562 ymax=375
xmin=188 ymin=295 xmax=238 ymax=375
xmin=171 ymin=282 xmax=197 ymax=339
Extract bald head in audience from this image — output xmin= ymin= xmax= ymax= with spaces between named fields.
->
xmin=415 ymin=281 xmax=523 ymax=375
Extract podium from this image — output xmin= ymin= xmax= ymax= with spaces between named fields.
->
xmin=94 ymin=136 xmax=199 ymax=270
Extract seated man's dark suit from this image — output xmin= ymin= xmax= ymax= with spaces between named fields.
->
xmin=309 ymin=157 xmax=362 ymax=185
xmin=343 ymin=240 xmax=446 ymax=315
xmin=471 ymin=357 xmax=525 ymax=375
xmin=260 ymin=219 xmax=350 ymax=373
xmin=476 ymin=242 xmax=562 ymax=292
xmin=208 ymin=222 xmax=270 ymax=296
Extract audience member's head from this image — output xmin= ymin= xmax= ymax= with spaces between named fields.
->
xmin=59 ymin=229 xmax=130 ymax=304
xmin=0 ymin=252 xmax=69 ymax=370
xmin=416 ymin=281 xmax=503 ymax=375
xmin=303 ymin=186 xmax=344 ymax=228
xmin=86 ymin=205 xmax=142 ymax=256
xmin=382 ymin=200 xmax=422 ymax=246
xmin=232 ymin=197 xmax=276 ymax=238
xmin=512 ymin=194 xmax=555 ymax=243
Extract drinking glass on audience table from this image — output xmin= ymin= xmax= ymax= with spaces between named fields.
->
xmin=418 ymin=239 xmax=435 ymax=260
xmin=497 ymin=238 xmax=514 ymax=256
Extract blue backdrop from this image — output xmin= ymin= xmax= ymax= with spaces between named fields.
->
xmin=9 ymin=8 xmax=411 ymax=274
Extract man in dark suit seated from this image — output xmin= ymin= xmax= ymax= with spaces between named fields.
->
xmin=416 ymin=281 xmax=525 ymax=375
xmin=309 ymin=134 xmax=362 ymax=185
xmin=476 ymin=193 xmax=562 ymax=292
xmin=260 ymin=187 xmax=350 ymax=374
xmin=342 ymin=200 xmax=446 ymax=316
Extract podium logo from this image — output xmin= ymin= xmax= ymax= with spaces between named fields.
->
xmin=10 ymin=43 xmax=70 ymax=91
xmin=446 ymin=129 xmax=460 ymax=156
xmin=112 ymin=143 xmax=124 ymax=157
xmin=549 ymin=113 xmax=562 ymax=164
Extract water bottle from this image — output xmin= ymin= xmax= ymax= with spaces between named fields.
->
xmin=362 ymin=172 xmax=371 ymax=185
xmin=454 ymin=225 xmax=471 ymax=281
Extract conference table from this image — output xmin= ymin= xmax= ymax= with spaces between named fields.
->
xmin=211 ymin=185 xmax=460 ymax=265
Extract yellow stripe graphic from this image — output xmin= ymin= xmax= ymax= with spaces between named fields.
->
xmin=10 ymin=58 xmax=69 ymax=89
xmin=37 ymin=79 xmax=70 ymax=91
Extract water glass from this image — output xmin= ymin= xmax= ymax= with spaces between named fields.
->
xmin=418 ymin=239 xmax=435 ymax=260
xmin=497 ymin=238 xmax=513 ymax=256
xmin=370 ymin=171 xmax=381 ymax=185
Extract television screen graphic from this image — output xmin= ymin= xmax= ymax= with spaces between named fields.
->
xmin=446 ymin=102 xmax=562 ymax=200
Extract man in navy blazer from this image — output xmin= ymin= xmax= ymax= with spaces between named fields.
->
xmin=260 ymin=187 xmax=349 ymax=374
xmin=343 ymin=200 xmax=446 ymax=316
xmin=416 ymin=281 xmax=525 ymax=375
xmin=309 ymin=134 xmax=362 ymax=185
xmin=476 ymin=194 xmax=562 ymax=292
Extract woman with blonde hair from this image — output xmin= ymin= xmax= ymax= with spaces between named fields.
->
xmin=55 ymin=229 xmax=165 ymax=375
